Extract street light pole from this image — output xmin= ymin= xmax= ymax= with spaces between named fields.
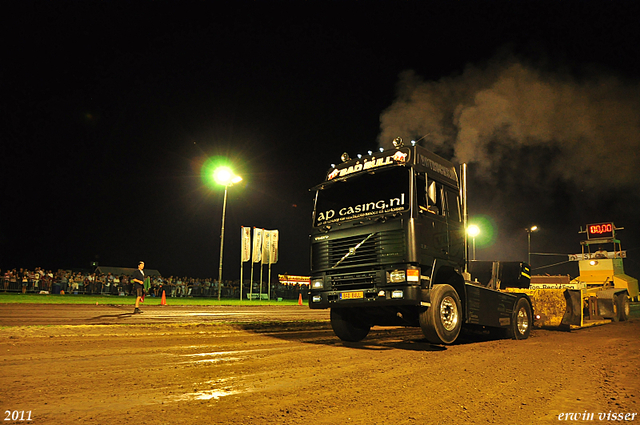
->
xmin=527 ymin=225 xmax=538 ymax=266
xmin=213 ymin=166 xmax=242 ymax=301
xmin=217 ymin=185 xmax=228 ymax=301
xmin=472 ymin=236 xmax=476 ymax=261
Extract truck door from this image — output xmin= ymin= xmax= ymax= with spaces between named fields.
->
xmin=416 ymin=173 xmax=449 ymax=264
xmin=443 ymin=187 xmax=464 ymax=261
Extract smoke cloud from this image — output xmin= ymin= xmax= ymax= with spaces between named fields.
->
xmin=379 ymin=55 xmax=640 ymax=191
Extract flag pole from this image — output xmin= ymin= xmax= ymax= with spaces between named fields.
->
xmin=268 ymin=262 xmax=271 ymax=300
xmin=250 ymin=260 xmax=254 ymax=300
xmin=240 ymin=228 xmax=244 ymax=301
xmin=260 ymin=252 xmax=264 ymax=299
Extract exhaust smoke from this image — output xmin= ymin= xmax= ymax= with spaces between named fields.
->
xmin=378 ymin=55 xmax=640 ymax=191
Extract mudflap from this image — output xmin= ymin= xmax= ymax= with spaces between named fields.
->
xmin=596 ymin=288 xmax=626 ymax=320
xmin=561 ymin=289 xmax=582 ymax=327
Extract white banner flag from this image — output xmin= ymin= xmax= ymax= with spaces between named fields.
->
xmin=252 ymin=228 xmax=263 ymax=263
xmin=269 ymin=230 xmax=279 ymax=264
xmin=262 ymin=230 xmax=271 ymax=264
xmin=241 ymin=226 xmax=251 ymax=262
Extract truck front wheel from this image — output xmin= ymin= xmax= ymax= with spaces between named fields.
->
xmin=330 ymin=308 xmax=370 ymax=342
xmin=419 ymin=284 xmax=462 ymax=345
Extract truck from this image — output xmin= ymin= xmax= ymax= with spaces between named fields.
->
xmin=308 ymin=138 xmax=534 ymax=344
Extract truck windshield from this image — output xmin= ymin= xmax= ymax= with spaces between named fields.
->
xmin=314 ymin=167 xmax=410 ymax=227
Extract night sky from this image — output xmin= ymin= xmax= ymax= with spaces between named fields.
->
xmin=3 ymin=1 xmax=640 ymax=280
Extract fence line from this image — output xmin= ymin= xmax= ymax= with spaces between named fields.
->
xmin=0 ymin=277 xmax=306 ymax=300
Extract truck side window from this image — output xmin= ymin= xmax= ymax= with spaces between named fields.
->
xmin=417 ymin=173 xmax=428 ymax=212
xmin=417 ymin=173 xmax=444 ymax=215
xmin=444 ymin=188 xmax=461 ymax=222
xmin=416 ymin=173 xmax=443 ymax=215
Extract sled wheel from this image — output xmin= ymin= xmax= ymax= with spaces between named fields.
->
xmin=617 ymin=294 xmax=629 ymax=322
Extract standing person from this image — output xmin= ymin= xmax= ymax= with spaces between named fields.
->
xmin=84 ymin=273 xmax=93 ymax=295
xmin=9 ymin=270 xmax=17 ymax=292
xmin=132 ymin=261 xmax=145 ymax=314
xmin=121 ymin=274 xmax=130 ymax=296
xmin=112 ymin=274 xmax=120 ymax=295
xmin=3 ymin=270 xmax=9 ymax=292
xmin=21 ymin=272 xmax=28 ymax=294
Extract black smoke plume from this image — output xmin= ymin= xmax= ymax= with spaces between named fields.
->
xmin=379 ymin=55 xmax=640 ymax=191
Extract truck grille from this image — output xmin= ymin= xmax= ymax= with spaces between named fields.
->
xmin=330 ymin=271 xmax=378 ymax=290
xmin=312 ymin=229 xmax=405 ymax=271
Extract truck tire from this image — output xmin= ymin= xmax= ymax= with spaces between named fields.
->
xmin=419 ymin=284 xmax=462 ymax=345
xmin=509 ymin=297 xmax=533 ymax=340
xmin=330 ymin=308 xmax=370 ymax=342
xmin=617 ymin=294 xmax=629 ymax=322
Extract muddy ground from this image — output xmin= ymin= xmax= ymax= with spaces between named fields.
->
xmin=1 ymin=304 xmax=639 ymax=424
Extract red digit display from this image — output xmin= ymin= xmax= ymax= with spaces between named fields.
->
xmin=587 ymin=222 xmax=614 ymax=239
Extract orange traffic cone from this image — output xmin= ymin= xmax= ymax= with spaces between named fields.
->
xmin=298 ymin=293 xmax=303 ymax=306
xmin=161 ymin=290 xmax=167 ymax=306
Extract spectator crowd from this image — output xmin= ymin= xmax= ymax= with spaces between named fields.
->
xmin=1 ymin=267 xmax=305 ymax=300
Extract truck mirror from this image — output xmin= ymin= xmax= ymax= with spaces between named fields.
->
xmin=428 ymin=181 xmax=437 ymax=204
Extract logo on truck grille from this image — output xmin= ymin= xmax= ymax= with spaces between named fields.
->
xmin=332 ymin=232 xmax=376 ymax=268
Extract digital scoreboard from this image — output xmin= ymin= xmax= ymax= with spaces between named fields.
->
xmin=586 ymin=222 xmax=615 ymax=239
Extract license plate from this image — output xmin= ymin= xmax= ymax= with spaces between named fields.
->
xmin=340 ymin=291 xmax=363 ymax=300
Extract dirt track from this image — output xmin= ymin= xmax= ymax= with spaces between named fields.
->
xmin=1 ymin=304 xmax=639 ymax=424
xmin=0 ymin=304 xmax=329 ymax=326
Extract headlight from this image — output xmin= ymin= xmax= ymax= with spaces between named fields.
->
xmin=389 ymin=270 xmax=406 ymax=283
xmin=312 ymin=295 xmax=322 ymax=303
xmin=391 ymin=290 xmax=404 ymax=299
xmin=312 ymin=279 xmax=324 ymax=289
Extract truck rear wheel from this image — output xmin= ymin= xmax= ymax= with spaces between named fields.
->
xmin=330 ymin=308 xmax=370 ymax=342
xmin=419 ymin=284 xmax=462 ymax=345
xmin=617 ymin=294 xmax=629 ymax=322
xmin=509 ymin=297 xmax=532 ymax=340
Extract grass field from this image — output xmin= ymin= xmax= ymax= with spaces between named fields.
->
xmin=0 ymin=292 xmax=301 ymax=306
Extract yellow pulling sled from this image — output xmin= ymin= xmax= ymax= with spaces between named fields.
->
xmin=507 ymin=222 xmax=638 ymax=329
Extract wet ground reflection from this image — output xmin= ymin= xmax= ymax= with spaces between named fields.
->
xmin=180 ymin=348 xmax=273 ymax=364
xmin=167 ymin=378 xmax=245 ymax=402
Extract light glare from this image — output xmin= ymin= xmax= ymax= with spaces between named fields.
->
xmin=467 ymin=224 xmax=480 ymax=237
xmin=213 ymin=166 xmax=241 ymax=186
